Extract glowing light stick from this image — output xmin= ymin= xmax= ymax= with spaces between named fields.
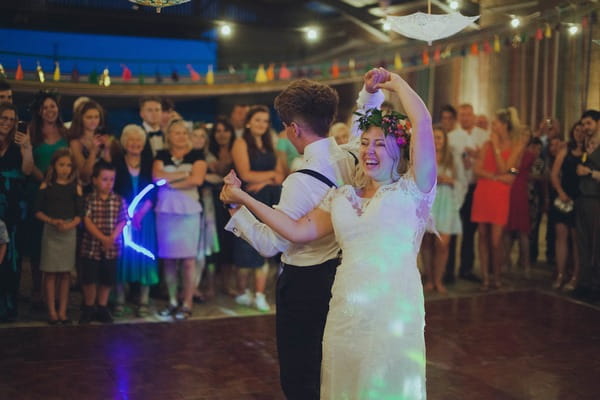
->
xmin=122 ymin=179 xmax=167 ymax=259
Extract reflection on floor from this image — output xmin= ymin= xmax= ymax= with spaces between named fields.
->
xmin=1 ymin=289 xmax=599 ymax=399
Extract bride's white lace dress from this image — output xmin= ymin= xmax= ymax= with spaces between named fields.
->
xmin=319 ymin=174 xmax=435 ymax=400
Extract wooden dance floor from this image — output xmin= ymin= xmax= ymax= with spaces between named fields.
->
xmin=1 ymin=290 xmax=599 ymax=400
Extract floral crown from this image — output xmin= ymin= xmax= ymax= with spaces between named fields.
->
xmin=354 ymin=108 xmax=411 ymax=147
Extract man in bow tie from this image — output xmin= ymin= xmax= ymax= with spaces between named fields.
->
xmin=139 ymin=96 xmax=164 ymax=159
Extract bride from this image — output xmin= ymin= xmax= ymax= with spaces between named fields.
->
xmin=221 ymin=71 xmax=436 ymax=399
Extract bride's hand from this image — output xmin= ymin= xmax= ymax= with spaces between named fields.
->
xmin=364 ymin=67 xmax=391 ymax=94
xmin=375 ymin=71 xmax=403 ymax=92
xmin=223 ymin=169 xmax=242 ymax=188
xmin=220 ymin=184 xmax=246 ymax=205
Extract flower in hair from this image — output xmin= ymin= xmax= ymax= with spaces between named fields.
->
xmin=354 ymin=108 xmax=411 ymax=148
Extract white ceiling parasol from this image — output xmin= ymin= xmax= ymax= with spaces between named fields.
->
xmin=385 ymin=1 xmax=479 ymax=45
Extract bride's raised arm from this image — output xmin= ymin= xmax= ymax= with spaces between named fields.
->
xmin=220 ymin=174 xmax=334 ymax=244
xmin=377 ymin=72 xmax=436 ymax=193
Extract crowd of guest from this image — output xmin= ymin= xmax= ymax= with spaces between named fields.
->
xmin=424 ymin=102 xmax=600 ymax=299
xmin=0 ymin=76 xmax=599 ymax=326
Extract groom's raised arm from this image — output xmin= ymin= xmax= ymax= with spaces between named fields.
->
xmin=225 ymin=173 xmax=328 ymax=257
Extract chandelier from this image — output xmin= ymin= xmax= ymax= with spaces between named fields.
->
xmin=129 ymin=0 xmax=191 ymax=14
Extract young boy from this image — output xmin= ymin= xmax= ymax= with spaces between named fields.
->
xmin=80 ymin=162 xmax=127 ymax=324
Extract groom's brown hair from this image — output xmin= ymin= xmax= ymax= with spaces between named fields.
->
xmin=274 ymin=79 xmax=338 ymax=138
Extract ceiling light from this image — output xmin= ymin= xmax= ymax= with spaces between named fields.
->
xmin=510 ymin=17 xmax=520 ymax=28
xmin=449 ymin=1 xmax=459 ymax=10
xmin=568 ymin=25 xmax=579 ymax=35
xmin=220 ymin=24 xmax=232 ymax=37
xmin=306 ymin=28 xmax=318 ymax=41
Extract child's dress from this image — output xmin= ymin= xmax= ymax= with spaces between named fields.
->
xmin=35 ymin=181 xmax=83 ymax=273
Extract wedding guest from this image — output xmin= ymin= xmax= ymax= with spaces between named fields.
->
xmin=153 ymin=119 xmax=207 ymax=320
xmin=35 ymin=149 xmax=83 ymax=324
xmin=505 ymin=126 xmax=535 ymax=275
xmin=421 ymin=126 xmax=466 ymax=294
xmin=439 ymin=104 xmax=457 ymax=134
xmin=230 ymin=105 xmax=284 ymax=312
xmin=113 ymin=125 xmax=159 ymax=317
xmin=472 ymin=107 xmax=525 ymax=290
xmin=448 ymin=103 xmax=490 ymax=282
xmin=0 ymin=102 xmax=33 ymax=322
xmin=0 ymin=79 xmax=13 ymax=103
xmin=26 ymin=92 xmax=68 ymax=305
xmin=574 ymin=128 xmax=600 ymax=299
xmin=209 ymin=118 xmax=237 ymax=295
xmin=230 ymin=104 xmax=249 ymax=138
xmin=69 ymin=100 xmax=111 ymax=186
xmin=139 ymin=96 xmax=164 ymax=158
xmin=328 ymin=122 xmax=350 ymax=145
xmin=79 ymin=162 xmax=127 ymax=324
xmin=191 ymin=123 xmax=221 ymax=300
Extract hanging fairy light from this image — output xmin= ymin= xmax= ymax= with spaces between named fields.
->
xmin=128 ymin=0 xmax=190 ymax=14
xmin=567 ymin=24 xmax=579 ymax=35
xmin=220 ymin=24 xmax=232 ymax=37
xmin=382 ymin=21 xmax=391 ymax=31
xmin=510 ymin=16 xmax=521 ymax=28
xmin=448 ymin=1 xmax=459 ymax=10
xmin=306 ymin=27 xmax=319 ymax=41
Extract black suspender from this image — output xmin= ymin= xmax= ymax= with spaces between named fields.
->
xmin=295 ymin=169 xmax=337 ymax=188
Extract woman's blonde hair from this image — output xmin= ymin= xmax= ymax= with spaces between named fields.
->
xmin=496 ymin=106 xmax=521 ymax=140
xmin=120 ymin=124 xmax=147 ymax=149
xmin=433 ymin=125 xmax=455 ymax=174
xmin=165 ymin=118 xmax=191 ymax=151
xmin=353 ymin=126 xmax=408 ymax=189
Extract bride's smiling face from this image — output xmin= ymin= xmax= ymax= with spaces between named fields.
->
xmin=359 ymin=126 xmax=396 ymax=183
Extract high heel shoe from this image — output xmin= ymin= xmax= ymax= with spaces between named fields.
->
xmin=562 ymin=278 xmax=577 ymax=292
xmin=552 ymin=274 xmax=564 ymax=289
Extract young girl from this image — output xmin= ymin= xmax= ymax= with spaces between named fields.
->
xmin=420 ymin=126 xmax=466 ymax=294
xmin=35 ymin=149 xmax=83 ymax=324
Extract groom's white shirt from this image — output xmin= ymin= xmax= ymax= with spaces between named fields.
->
xmin=225 ymin=87 xmax=384 ymax=266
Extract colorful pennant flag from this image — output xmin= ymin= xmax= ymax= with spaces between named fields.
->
xmin=15 ymin=61 xmax=23 ymax=80
xmin=331 ymin=60 xmax=340 ymax=78
xmin=206 ymin=65 xmax=215 ymax=85
xmin=394 ymin=53 xmax=403 ymax=70
xmin=278 ymin=63 xmax=291 ymax=80
xmin=53 ymin=62 xmax=60 ymax=81
xmin=187 ymin=64 xmax=201 ymax=82
xmin=36 ymin=61 xmax=45 ymax=83
xmin=266 ymin=63 xmax=275 ymax=81
xmin=255 ymin=64 xmax=267 ymax=83
xmin=121 ymin=64 xmax=132 ymax=81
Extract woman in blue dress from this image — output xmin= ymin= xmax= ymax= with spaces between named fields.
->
xmin=113 ymin=124 xmax=159 ymax=317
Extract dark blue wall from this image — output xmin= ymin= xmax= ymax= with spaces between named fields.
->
xmin=1 ymin=28 xmax=217 ymax=76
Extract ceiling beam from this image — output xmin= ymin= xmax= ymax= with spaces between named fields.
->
xmin=314 ymin=0 xmax=391 ymax=42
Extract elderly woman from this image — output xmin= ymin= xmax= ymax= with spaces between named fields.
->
xmin=153 ymin=119 xmax=207 ymax=320
xmin=113 ymin=124 xmax=159 ymax=317
xmin=0 ymin=102 xmax=33 ymax=321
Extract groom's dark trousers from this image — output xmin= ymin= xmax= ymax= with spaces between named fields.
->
xmin=276 ymin=257 xmax=339 ymax=400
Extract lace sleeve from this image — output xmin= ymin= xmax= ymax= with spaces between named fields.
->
xmin=318 ymin=187 xmax=337 ymax=213
xmin=396 ymin=171 xmax=438 ymax=235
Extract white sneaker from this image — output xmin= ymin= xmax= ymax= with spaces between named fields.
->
xmin=254 ymin=292 xmax=270 ymax=312
xmin=235 ymin=290 xmax=253 ymax=306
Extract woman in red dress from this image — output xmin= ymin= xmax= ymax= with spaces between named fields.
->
xmin=472 ymin=107 xmax=526 ymax=290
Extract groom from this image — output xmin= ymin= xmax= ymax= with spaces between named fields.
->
xmin=224 ymin=71 xmax=385 ymax=399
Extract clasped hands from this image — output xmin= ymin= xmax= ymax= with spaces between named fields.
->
xmin=220 ymin=170 xmax=246 ymax=212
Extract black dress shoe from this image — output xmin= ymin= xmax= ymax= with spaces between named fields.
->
xmin=48 ymin=319 xmax=59 ymax=326
xmin=459 ymin=272 xmax=482 ymax=283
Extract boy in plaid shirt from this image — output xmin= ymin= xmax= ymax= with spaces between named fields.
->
xmin=80 ymin=162 xmax=127 ymax=324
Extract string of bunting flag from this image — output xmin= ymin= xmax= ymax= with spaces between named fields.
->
xmin=0 ymin=12 xmax=593 ymax=88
